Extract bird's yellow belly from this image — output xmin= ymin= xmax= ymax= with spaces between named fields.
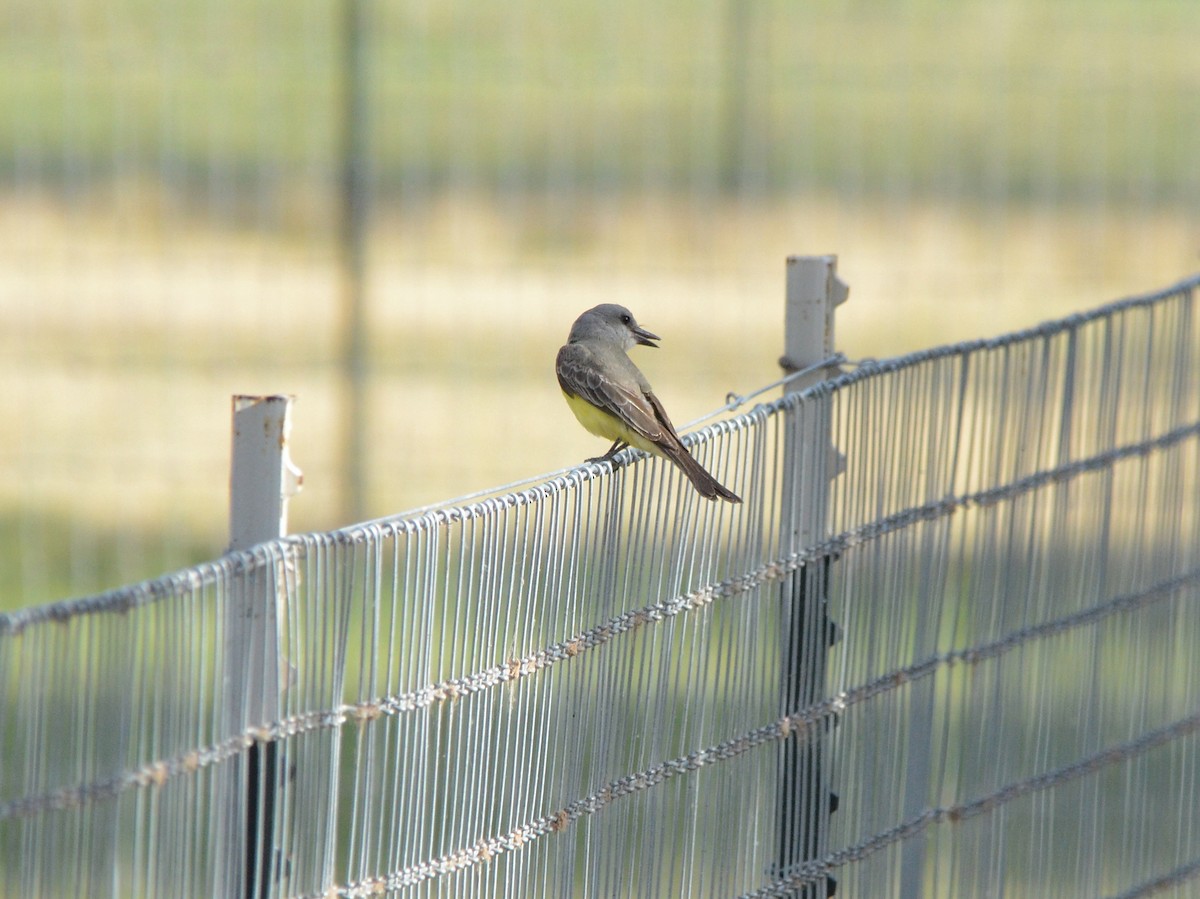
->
xmin=562 ymin=390 xmax=659 ymax=456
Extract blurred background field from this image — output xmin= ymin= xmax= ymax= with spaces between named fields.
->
xmin=2 ymin=0 xmax=1198 ymax=610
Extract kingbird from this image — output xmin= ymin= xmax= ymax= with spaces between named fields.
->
xmin=556 ymin=304 xmax=742 ymax=503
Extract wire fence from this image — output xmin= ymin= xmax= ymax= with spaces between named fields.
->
xmin=3 ymin=274 xmax=1199 ymax=897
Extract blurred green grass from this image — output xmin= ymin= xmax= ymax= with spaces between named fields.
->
xmin=1 ymin=0 xmax=1197 ymax=204
xmin=0 ymin=509 xmax=213 ymax=610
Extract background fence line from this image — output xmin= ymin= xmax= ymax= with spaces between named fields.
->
xmin=3 ymin=271 xmax=1200 ymax=897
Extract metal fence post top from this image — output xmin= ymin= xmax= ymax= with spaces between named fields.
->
xmin=233 ymin=393 xmax=295 ymax=406
xmin=229 ymin=395 xmax=302 ymax=553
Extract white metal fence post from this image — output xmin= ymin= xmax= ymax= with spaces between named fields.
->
xmin=222 ymin=395 xmax=302 ymax=898
xmin=776 ymin=256 xmax=847 ymax=897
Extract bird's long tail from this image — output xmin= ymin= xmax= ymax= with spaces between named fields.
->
xmin=660 ymin=442 xmax=742 ymax=503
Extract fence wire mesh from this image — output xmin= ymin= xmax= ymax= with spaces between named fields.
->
xmin=3 ymin=275 xmax=1199 ymax=897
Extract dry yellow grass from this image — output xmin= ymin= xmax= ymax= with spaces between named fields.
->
xmin=1 ymin=188 xmax=1196 ymax=588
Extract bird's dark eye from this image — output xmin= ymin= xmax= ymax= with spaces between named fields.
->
xmin=621 ymin=314 xmax=631 ymax=324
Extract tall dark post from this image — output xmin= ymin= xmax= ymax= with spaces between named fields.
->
xmin=776 ymin=559 xmax=837 ymax=896
xmin=339 ymin=0 xmax=370 ymax=524
xmin=721 ymin=0 xmax=752 ymax=193
xmin=775 ymin=257 xmax=847 ymax=896
xmin=245 ymin=741 xmax=281 ymax=898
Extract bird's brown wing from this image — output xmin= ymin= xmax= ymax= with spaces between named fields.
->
xmin=643 ymin=391 xmax=686 ymax=450
xmin=556 ymin=344 xmax=669 ymax=445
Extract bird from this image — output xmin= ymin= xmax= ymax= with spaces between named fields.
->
xmin=555 ymin=303 xmax=742 ymax=503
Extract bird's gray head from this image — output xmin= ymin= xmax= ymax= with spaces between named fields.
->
xmin=567 ymin=303 xmax=660 ymax=350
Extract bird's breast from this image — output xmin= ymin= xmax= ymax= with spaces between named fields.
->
xmin=561 ymin=390 xmax=661 ymax=456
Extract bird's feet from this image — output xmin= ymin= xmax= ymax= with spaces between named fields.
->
xmin=585 ymin=440 xmax=628 ymax=466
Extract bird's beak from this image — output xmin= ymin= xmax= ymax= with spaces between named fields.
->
xmin=633 ymin=325 xmax=660 ymax=348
